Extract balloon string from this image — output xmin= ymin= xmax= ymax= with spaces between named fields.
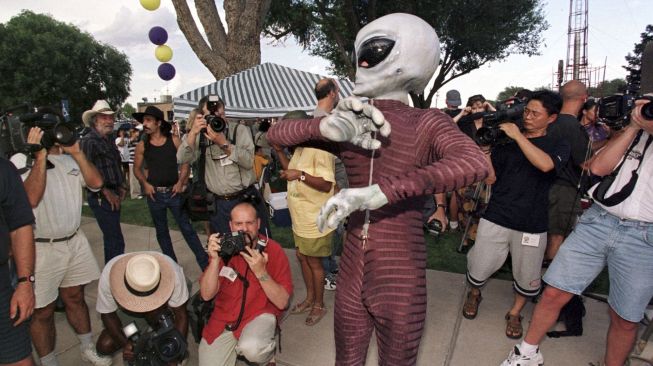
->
xmin=361 ymin=100 xmax=377 ymax=249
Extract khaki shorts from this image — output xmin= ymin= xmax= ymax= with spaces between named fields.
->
xmin=34 ymin=230 xmax=101 ymax=308
xmin=293 ymin=232 xmax=333 ymax=257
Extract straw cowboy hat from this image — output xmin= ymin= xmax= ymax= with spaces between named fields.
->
xmin=82 ymin=100 xmax=115 ymax=126
xmin=109 ymin=252 xmax=175 ymax=313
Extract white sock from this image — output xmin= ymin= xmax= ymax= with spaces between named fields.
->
xmin=519 ymin=340 xmax=538 ymax=356
xmin=77 ymin=332 xmax=93 ymax=350
xmin=40 ymin=352 xmax=59 ymax=366
xmin=449 ymin=221 xmax=459 ymax=229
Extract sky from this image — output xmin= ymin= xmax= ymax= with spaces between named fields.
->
xmin=1 ymin=0 xmax=652 ymax=108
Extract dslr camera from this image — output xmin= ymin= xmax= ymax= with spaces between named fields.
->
xmin=0 ymin=104 xmax=78 ymax=158
xmin=205 ymin=95 xmax=227 ymax=133
xmin=122 ymin=309 xmax=188 ymax=366
xmin=218 ymin=231 xmax=267 ymax=261
xmin=598 ymin=94 xmax=653 ymax=130
xmin=475 ymin=102 xmax=525 ymax=146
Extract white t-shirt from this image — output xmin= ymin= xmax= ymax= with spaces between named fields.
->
xmin=10 ymin=153 xmax=97 ymax=238
xmin=589 ymin=130 xmax=653 ymax=221
xmin=96 ymin=252 xmax=189 ymax=314
xmin=115 ymin=137 xmax=131 ymax=162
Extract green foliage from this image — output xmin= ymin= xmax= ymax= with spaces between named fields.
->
xmin=496 ymin=86 xmax=526 ymax=102
xmin=122 ymin=102 xmax=136 ymax=119
xmin=624 ymin=25 xmax=653 ymax=91
xmin=0 ymin=11 xmax=131 ymax=122
xmin=265 ymin=0 xmax=548 ymax=108
xmin=588 ymin=78 xmax=627 ymax=97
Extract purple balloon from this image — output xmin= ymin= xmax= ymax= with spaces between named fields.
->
xmin=148 ymin=26 xmax=168 ymax=45
xmin=158 ymin=63 xmax=176 ymax=81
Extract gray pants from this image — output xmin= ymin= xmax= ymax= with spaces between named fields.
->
xmin=198 ymin=313 xmax=276 ymax=366
xmin=466 ymin=218 xmax=547 ymax=297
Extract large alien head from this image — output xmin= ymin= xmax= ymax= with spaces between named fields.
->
xmin=352 ymin=13 xmax=440 ymax=102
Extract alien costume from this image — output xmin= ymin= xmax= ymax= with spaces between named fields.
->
xmin=268 ymin=14 xmax=488 ymax=365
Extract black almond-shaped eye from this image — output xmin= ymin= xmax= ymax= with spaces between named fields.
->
xmin=357 ymin=37 xmax=395 ymax=69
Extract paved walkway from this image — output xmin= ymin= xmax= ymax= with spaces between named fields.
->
xmin=41 ymin=217 xmax=651 ymax=365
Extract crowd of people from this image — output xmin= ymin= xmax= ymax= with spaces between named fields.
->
xmin=1 ymin=12 xmax=651 ymax=366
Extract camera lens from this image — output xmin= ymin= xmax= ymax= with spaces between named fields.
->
xmin=53 ymin=123 xmax=77 ymax=146
xmin=157 ymin=336 xmax=182 ymax=358
xmin=206 ymin=115 xmax=226 ymax=133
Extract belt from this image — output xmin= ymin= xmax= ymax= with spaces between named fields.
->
xmin=154 ymin=186 xmax=174 ymax=193
xmin=35 ymin=229 xmax=78 ymax=243
xmin=213 ymin=185 xmax=254 ymax=201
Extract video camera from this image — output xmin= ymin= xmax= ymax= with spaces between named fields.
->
xmin=475 ymin=101 xmax=525 ymax=146
xmin=205 ymin=95 xmax=227 ymax=133
xmin=0 ymin=103 xmax=79 ymax=158
xmin=598 ymin=94 xmax=653 ymax=130
xmin=122 ymin=309 xmax=188 ymax=366
xmin=218 ymin=230 xmax=267 ymax=262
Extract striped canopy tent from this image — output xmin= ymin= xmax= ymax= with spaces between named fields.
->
xmin=173 ymin=62 xmax=355 ymax=119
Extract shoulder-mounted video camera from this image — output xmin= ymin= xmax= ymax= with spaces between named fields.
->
xmin=122 ymin=309 xmax=188 ymax=366
xmin=598 ymin=94 xmax=653 ymax=130
xmin=0 ymin=103 xmax=79 ymax=158
xmin=474 ymin=101 xmax=525 ymax=146
xmin=219 ymin=230 xmax=267 ymax=262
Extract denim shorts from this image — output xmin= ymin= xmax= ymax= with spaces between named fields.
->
xmin=544 ymin=204 xmax=653 ymax=322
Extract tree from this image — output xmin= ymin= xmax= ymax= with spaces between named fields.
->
xmin=496 ymin=86 xmax=527 ymax=102
xmin=0 ymin=11 xmax=131 ymax=123
xmin=171 ymin=0 xmax=272 ymax=80
xmin=587 ymin=78 xmax=627 ymax=97
xmin=624 ymin=24 xmax=653 ymax=92
xmin=265 ymin=0 xmax=548 ymax=108
xmin=121 ymin=102 xmax=136 ymax=119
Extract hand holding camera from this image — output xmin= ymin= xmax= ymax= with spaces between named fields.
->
xmin=26 ymin=127 xmax=46 ymax=158
xmin=206 ymin=233 xmax=222 ymax=259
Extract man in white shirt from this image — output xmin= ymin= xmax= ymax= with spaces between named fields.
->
xmin=501 ymin=99 xmax=653 ymax=366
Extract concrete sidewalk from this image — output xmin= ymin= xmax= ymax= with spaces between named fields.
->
xmin=42 ymin=217 xmax=647 ymax=365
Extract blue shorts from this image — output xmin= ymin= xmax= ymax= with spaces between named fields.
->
xmin=544 ymin=204 xmax=653 ymax=322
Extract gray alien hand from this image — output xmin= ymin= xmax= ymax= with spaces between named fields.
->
xmin=318 ymin=96 xmax=391 ymax=150
xmin=316 ymin=184 xmax=389 ymax=232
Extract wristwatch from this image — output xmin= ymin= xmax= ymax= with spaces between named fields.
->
xmin=436 ymin=204 xmax=446 ymax=209
xmin=300 ymin=171 xmax=306 ymax=181
xmin=17 ymin=274 xmax=35 ymax=284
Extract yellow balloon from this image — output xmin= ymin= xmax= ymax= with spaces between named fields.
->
xmin=140 ymin=0 xmax=160 ymax=11
xmin=155 ymin=45 xmax=173 ymax=62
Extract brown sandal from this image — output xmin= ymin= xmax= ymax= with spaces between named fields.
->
xmin=505 ymin=312 xmax=524 ymax=339
xmin=462 ymin=290 xmax=482 ymax=319
xmin=290 ymin=300 xmax=313 ymax=314
xmin=305 ymin=305 xmax=327 ymax=326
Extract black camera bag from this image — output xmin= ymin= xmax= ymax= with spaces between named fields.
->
xmin=185 ymin=140 xmax=211 ymax=222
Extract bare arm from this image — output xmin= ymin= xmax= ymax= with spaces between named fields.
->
xmin=133 ymin=141 xmax=155 ymax=200
xmin=22 ymin=151 xmax=47 ymax=208
xmin=100 ymin=312 xmax=127 ymax=348
xmin=171 ymin=303 xmax=189 ymax=339
xmin=200 ymin=234 xmax=221 ymax=301
xmin=9 ymin=224 xmax=35 ymax=325
xmin=240 ymin=247 xmax=290 ymax=310
xmin=501 ymin=123 xmax=555 ymax=172
xmin=590 ymin=125 xmax=641 ymax=177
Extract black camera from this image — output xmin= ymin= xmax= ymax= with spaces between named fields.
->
xmin=424 ymin=219 xmax=443 ymax=236
xmin=122 ymin=309 xmax=188 ymax=366
xmin=218 ymin=231 xmax=267 ymax=261
xmin=205 ymin=95 xmax=227 ymax=133
xmin=475 ymin=103 xmax=524 ymax=146
xmin=598 ymin=94 xmax=653 ymax=130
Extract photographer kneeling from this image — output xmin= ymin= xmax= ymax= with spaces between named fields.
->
xmin=199 ymin=202 xmax=293 ymax=366
xmin=95 ymin=252 xmax=189 ymax=365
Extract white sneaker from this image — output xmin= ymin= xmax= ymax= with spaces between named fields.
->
xmin=81 ymin=345 xmax=112 ymax=366
xmin=500 ymin=344 xmax=544 ymax=366
xmin=324 ymin=274 xmax=336 ymax=291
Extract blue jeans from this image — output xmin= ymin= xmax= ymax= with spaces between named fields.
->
xmin=87 ymin=192 xmax=125 ymax=263
xmin=147 ymin=191 xmax=208 ymax=270
xmin=544 ymin=204 xmax=653 ymax=322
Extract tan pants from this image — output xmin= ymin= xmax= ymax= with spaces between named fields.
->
xmin=129 ymin=164 xmax=141 ymax=199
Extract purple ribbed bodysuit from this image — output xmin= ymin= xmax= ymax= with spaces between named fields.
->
xmin=267 ymin=100 xmax=488 ymax=365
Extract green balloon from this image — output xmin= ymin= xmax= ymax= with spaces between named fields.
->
xmin=140 ymin=0 xmax=160 ymax=11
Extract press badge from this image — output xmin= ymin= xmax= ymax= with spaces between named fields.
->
xmin=521 ymin=233 xmax=540 ymax=247
xmin=219 ymin=154 xmax=234 ymax=167
xmin=219 ymin=266 xmax=238 ymax=282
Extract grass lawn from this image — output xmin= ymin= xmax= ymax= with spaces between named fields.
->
xmin=83 ymin=197 xmax=608 ymax=295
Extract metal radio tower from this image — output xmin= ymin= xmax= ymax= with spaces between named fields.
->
xmin=565 ymin=0 xmax=589 ymax=84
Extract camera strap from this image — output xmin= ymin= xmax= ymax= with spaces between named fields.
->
xmin=592 ymin=130 xmax=653 ymax=206
xmin=225 ymin=266 xmax=250 ymax=332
